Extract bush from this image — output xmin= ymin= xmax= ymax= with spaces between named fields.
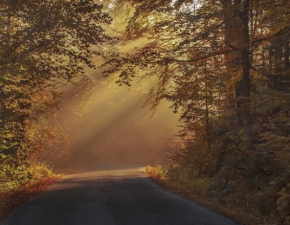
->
xmin=0 ymin=154 xmax=54 ymax=192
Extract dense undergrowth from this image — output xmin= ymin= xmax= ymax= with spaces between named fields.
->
xmin=146 ymin=147 xmax=290 ymax=225
xmin=145 ymin=77 xmax=290 ymax=225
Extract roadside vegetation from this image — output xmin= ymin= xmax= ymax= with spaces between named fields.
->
xmin=146 ymin=150 xmax=290 ymax=225
xmin=0 ymin=0 xmax=112 ymax=221
xmin=107 ymin=1 xmax=290 ymax=224
xmin=0 ymin=163 xmax=58 ymax=222
xmin=1 ymin=0 xmax=290 ymax=224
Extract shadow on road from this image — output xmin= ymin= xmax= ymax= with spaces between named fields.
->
xmin=3 ymin=164 xmax=240 ymax=225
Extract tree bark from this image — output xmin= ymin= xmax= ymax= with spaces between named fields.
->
xmin=237 ymin=0 xmax=252 ymax=151
xmin=284 ymin=39 xmax=289 ymax=69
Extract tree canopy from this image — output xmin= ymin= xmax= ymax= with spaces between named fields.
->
xmin=102 ymin=1 xmax=290 ymax=222
xmin=104 ymin=0 xmax=290 ymax=153
xmin=0 ymin=0 xmax=112 ymax=185
xmin=1 ymin=0 xmax=290 ymax=222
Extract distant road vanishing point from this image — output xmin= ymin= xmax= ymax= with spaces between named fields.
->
xmin=2 ymin=163 xmax=240 ymax=225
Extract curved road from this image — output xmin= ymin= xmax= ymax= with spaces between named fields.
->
xmin=2 ymin=163 xmax=240 ymax=225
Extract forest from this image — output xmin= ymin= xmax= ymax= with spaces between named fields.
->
xmin=0 ymin=0 xmax=290 ymax=224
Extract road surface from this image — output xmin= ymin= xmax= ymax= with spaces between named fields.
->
xmin=2 ymin=163 xmax=240 ymax=225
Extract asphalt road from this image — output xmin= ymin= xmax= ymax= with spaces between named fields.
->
xmin=2 ymin=163 xmax=240 ymax=225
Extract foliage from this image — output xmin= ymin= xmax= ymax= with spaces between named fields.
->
xmin=146 ymin=165 xmax=168 ymax=180
xmin=0 ymin=153 xmax=30 ymax=191
xmin=0 ymin=0 xmax=289 ymax=222
xmin=0 ymin=0 xmax=112 ymax=192
xmin=0 ymin=153 xmax=54 ymax=192
xmin=105 ymin=0 xmax=290 ymax=223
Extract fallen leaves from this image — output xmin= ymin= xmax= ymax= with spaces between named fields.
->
xmin=0 ymin=176 xmax=60 ymax=223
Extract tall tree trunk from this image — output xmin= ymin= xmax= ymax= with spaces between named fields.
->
xmin=237 ymin=0 xmax=252 ymax=151
xmin=204 ymin=62 xmax=210 ymax=153
xmin=221 ymin=0 xmax=241 ymax=125
xmin=284 ymin=39 xmax=289 ymax=69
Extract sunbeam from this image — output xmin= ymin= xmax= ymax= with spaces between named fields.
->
xmin=44 ymin=74 xmax=180 ymax=169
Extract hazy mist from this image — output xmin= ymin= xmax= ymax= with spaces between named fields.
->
xmin=41 ymin=33 xmax=181 ymax=169
xmin=45 ymin=73 xmax=180 ymax=169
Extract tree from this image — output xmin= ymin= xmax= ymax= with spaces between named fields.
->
xmin=105 ymin=0 xmax=289 ymax=151
xmin=103 ymin=0 xmax=290 ymax=222
xmin=0 ymin=0 xmax=112 ymax=174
